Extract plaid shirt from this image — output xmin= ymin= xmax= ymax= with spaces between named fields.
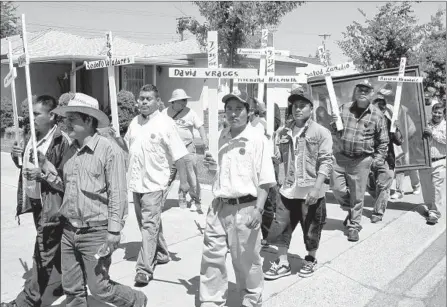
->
xmin=335 ymin=101 xmax=389 ymax=160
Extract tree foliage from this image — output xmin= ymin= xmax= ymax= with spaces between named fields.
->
xmin=1 ymin=97 xmax=14 ymax=132
xmin=337 ymin=2 xmax=446 ymax=97
xmin=116 ymin=90 xmax=138 ymax=135
xmin=1 ymin=1 xmax=20 ymax=39
xmin=177 ymin=1 xmax=303 ymax=68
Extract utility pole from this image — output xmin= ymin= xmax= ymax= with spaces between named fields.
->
xmin=319 ymin=34 xmax=331 ymax=66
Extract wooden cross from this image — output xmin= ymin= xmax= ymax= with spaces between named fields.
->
xmin=4 ymin=39 xmax=21 ymax=165
xmin=168 ymin=31 xmax=258 ymax=161
xmin=17 ymin=14 xmax=38 ymax=165
xmin=84 ymin=31 xmax=135 ymax=137
xmin=296 ymin=46 xmax=354 ymax=131
xmin=377 ymin=57 xmax=424 ymax=132
xmin=236 ymin=29 xmax=307 ymax=137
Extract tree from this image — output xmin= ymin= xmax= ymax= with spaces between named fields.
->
xmin=337 ymin=2 xmax=446 ymax=97
xmin=1 ymin=97 xmax=14 ymax=132
xmin=1 ymin=1 xmax=20 ymax=39
xmin=177 ymin=1 xmax=303 ymax=69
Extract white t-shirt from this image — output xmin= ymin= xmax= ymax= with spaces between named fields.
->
xmin=162 ymin=107 xmax=203 ymax=145
xmin=124 ymin=111 xmax=189 ymax=193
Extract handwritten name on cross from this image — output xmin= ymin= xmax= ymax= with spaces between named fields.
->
xmin=4 ymin=40 xmax=21 ymax=165
xmin=168 ymin=31 xmax=257 ymax=161
xmin=377 ymin=57 xmax=423 ymax=133
xmin=84 ymin=32 xmax=135 ymax=136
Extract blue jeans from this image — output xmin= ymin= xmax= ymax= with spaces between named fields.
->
xmin=61 ymin=224 xmax=140 ymax=307
xmin=16 ymin=199 xmax=63 ymax=307
xmin=367 ymin=163 xmax=394 ymax=217
xmin=331 ymin=154 xmax=373 ymax=231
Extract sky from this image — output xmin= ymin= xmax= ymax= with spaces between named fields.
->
xmin=14 ymin=1 xmax=447 ymax=64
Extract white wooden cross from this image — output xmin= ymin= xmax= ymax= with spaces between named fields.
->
xmin=236 ymin=29 xmax=307 ymax=137
xmin=84 ymin=31 xmax=135 ymax=136
xmin=296 ymin=46 xmax=354 ymax=131
xmin=377 ymin=57 xmax=424 ymax=132
xmin=4 ymin=40 xmax=21 ymax=165
xmin=17 ymin=14 xmax=38 ymax=165
xmin=168 ymin=31 xmax=258 ymax=161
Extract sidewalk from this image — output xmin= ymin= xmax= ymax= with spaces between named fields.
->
xmin=1 ymin=152 xmax=445 ymax=306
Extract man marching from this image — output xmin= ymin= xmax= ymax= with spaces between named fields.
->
xmin=124 ymin=84 xmax=190 ymax=286
xmin=264 ymin=92 xmax=333 ymax=280
xmin=200 ymin=90 xmax=276 ymax=307
xmin=2 ymin=95 xmax=71 ymax=307
xmin=163 ymin=88 xmax=209 ymax=212
xmin=43 ymin=93 xmax=148 ymax=306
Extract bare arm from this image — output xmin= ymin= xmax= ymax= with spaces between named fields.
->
xmin=198 ymin=125 xmax=209 ymax=149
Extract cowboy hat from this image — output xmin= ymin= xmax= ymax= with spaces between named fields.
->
xmin=168 ymin=89 xmax=191 ymax=103
xmin=52 ymin=93 xmax=110 ymax=128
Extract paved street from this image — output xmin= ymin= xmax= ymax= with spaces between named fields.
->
xmin=1 ymin=152 xmax=445 ymax=307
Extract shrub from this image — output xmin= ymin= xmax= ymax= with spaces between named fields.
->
xmin=116 ymin=90 xmax=138 ymax=135
xmin=0 ymin=96 xmax=14 ymax=132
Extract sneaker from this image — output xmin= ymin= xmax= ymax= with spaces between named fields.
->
xmin=261 ymin=239 xmax=270 ymax=249
xmin=299 ymin=256 xmax=318 ymax=278
xmin=264 ymin=260 xmax=291 ymax=280
xmin=412 ymin=185 xmax=421 ymax=195
xmin=391 ymin=192 xmax=403 ymax=200
xmin=347 ymin=229 xmax=359 ymax=242
xmin=370 ymin=215 xmax=382 ymax=223
xmin=426 ymin=212 xmax=438 ymax=225
xmin=134 ymin=290 xmax=148 ymax=307
xmin=134 ymin=272 xmax=152 ymax=286
xmin=157 ymin=256 xmax=171 ymax=265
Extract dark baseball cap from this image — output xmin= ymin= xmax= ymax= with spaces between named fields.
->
xmin=288 ymin=92 xmax=313 ymax=106
xmin=222 ymin=89 xmax=249 ymax=104
xmin=355 ymin=79 xmax=374 ymax=89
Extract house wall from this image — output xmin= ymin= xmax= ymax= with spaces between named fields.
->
xmin=1 ymin=62 xmax=71 ymax=115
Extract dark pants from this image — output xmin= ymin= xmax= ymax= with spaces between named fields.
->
xmin=261 ymin=185 xmax=278 ymax=240
xmin=61 ymin=224 xmax=140 ymax=307
xmin=269 ymin=196 xmax=326 ymax=251
xmin=15 ymin=199 xmax=63 ymax=307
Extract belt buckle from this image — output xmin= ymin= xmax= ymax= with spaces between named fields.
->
xmin=221 ymin=198 xmax=230 ymax=205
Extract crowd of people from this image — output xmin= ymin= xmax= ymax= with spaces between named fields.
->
xmin=1 ymin=80 xmax=445 ymax=307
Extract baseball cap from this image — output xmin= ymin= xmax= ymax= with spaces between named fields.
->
xmin=288 ymin=92 xmax=313 ymax=106
xmin=222 ymin=89 xmax=249 ymax=104
xmin=355 ymin=80 xmax=373 ymax=89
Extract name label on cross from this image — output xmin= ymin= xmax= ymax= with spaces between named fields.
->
xmin=237 ymin=48 xmax=290 ymax=57
xmin=378 ymin=76 xmax=423 ymax=83
xmin=85 ymin=56 xmax=135 ymax=70
xmin=296 ymin=62 xmax=353 ymax=78
xmin=4 ymin=67 xmax=17 ymax=88
xmin=236 ymin=75 xmax=307 ymax=84
xmin=169 ymin=68 xmax=258 ymax=78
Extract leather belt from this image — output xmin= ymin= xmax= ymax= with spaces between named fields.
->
xmin=63 ymin=218 xmax=108 ymax=229
xmin=220 ymin=195 xmax=257 ymax=205
xmin=432 ymin=156 xmax=446 ymax=162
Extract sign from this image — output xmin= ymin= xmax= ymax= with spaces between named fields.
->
xmin=378 ymin=57 xmax=423 ymax=132
xmin=378 ymin=76 xmax=423 ymax=83
xmin=236 ymin=75 xmax=307 ymax=84
xmin=237 ymin=48 xmax=290 ymax=57
xmin=265 ymin=47 xmax=275 ymax=76
xmin=207 ymin=31 xmax=218 ymax=69
xmin=4 ymin=67 xmax=17 ymax=88
xmin=84 ymin=57 xmax=135 ymax=70
xmin=168 ymin=67 xmax=258 ymax=79
xmin=317 ymin=46 xmax=328 ymax=66
xmin=296 ymin=62 xmax=354 ymax=78
xmin=18 ymin=54 xmax=28 ymax=67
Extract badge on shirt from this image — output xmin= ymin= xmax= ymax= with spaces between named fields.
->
xmin=239 ymin=148 xmax=246 ymax=155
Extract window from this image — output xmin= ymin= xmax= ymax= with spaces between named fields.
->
xmin=122 ymin=66 xmax=145 ymax=98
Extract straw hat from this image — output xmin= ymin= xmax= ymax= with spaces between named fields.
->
xmin=52 ymin=93 xmax=110 ymax=128
xmin=168 ymin=89 xmax=191 ymax=103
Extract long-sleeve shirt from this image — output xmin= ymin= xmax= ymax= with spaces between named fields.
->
xmin=428 ymin=119 xmax=446 ymax=159
xmin=334 ymin=101 xmax=389 ymax=160
xmin=58 ymin=133 xmax=128 ymax=233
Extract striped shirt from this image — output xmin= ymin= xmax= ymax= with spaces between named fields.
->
xmin=336 ymin=101 xmax=389 ymax=160
xmin=428 ymin=119 xmax=446 ymax=159
xmin=59 ymin=133 xmax=128 ymax=233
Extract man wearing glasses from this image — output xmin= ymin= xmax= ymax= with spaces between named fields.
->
xmin=123 ymin=84 xmax=189 ymax=286
xmin=330 ymin=80 xmax=389 ymax=242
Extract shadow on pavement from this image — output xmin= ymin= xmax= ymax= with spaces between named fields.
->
xmin=178 ymin=275 xmax=238 ymax=307
xmin=118 ymin=241 xmax=182 ymax=263
xmin=323 ymin=218 xmax=346 ymax=233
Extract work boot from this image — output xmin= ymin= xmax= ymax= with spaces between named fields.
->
xmin=53 ymin=284 xmax=64 ymax=297
xmin=347 ymin=229 xmax=359 ymax=242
